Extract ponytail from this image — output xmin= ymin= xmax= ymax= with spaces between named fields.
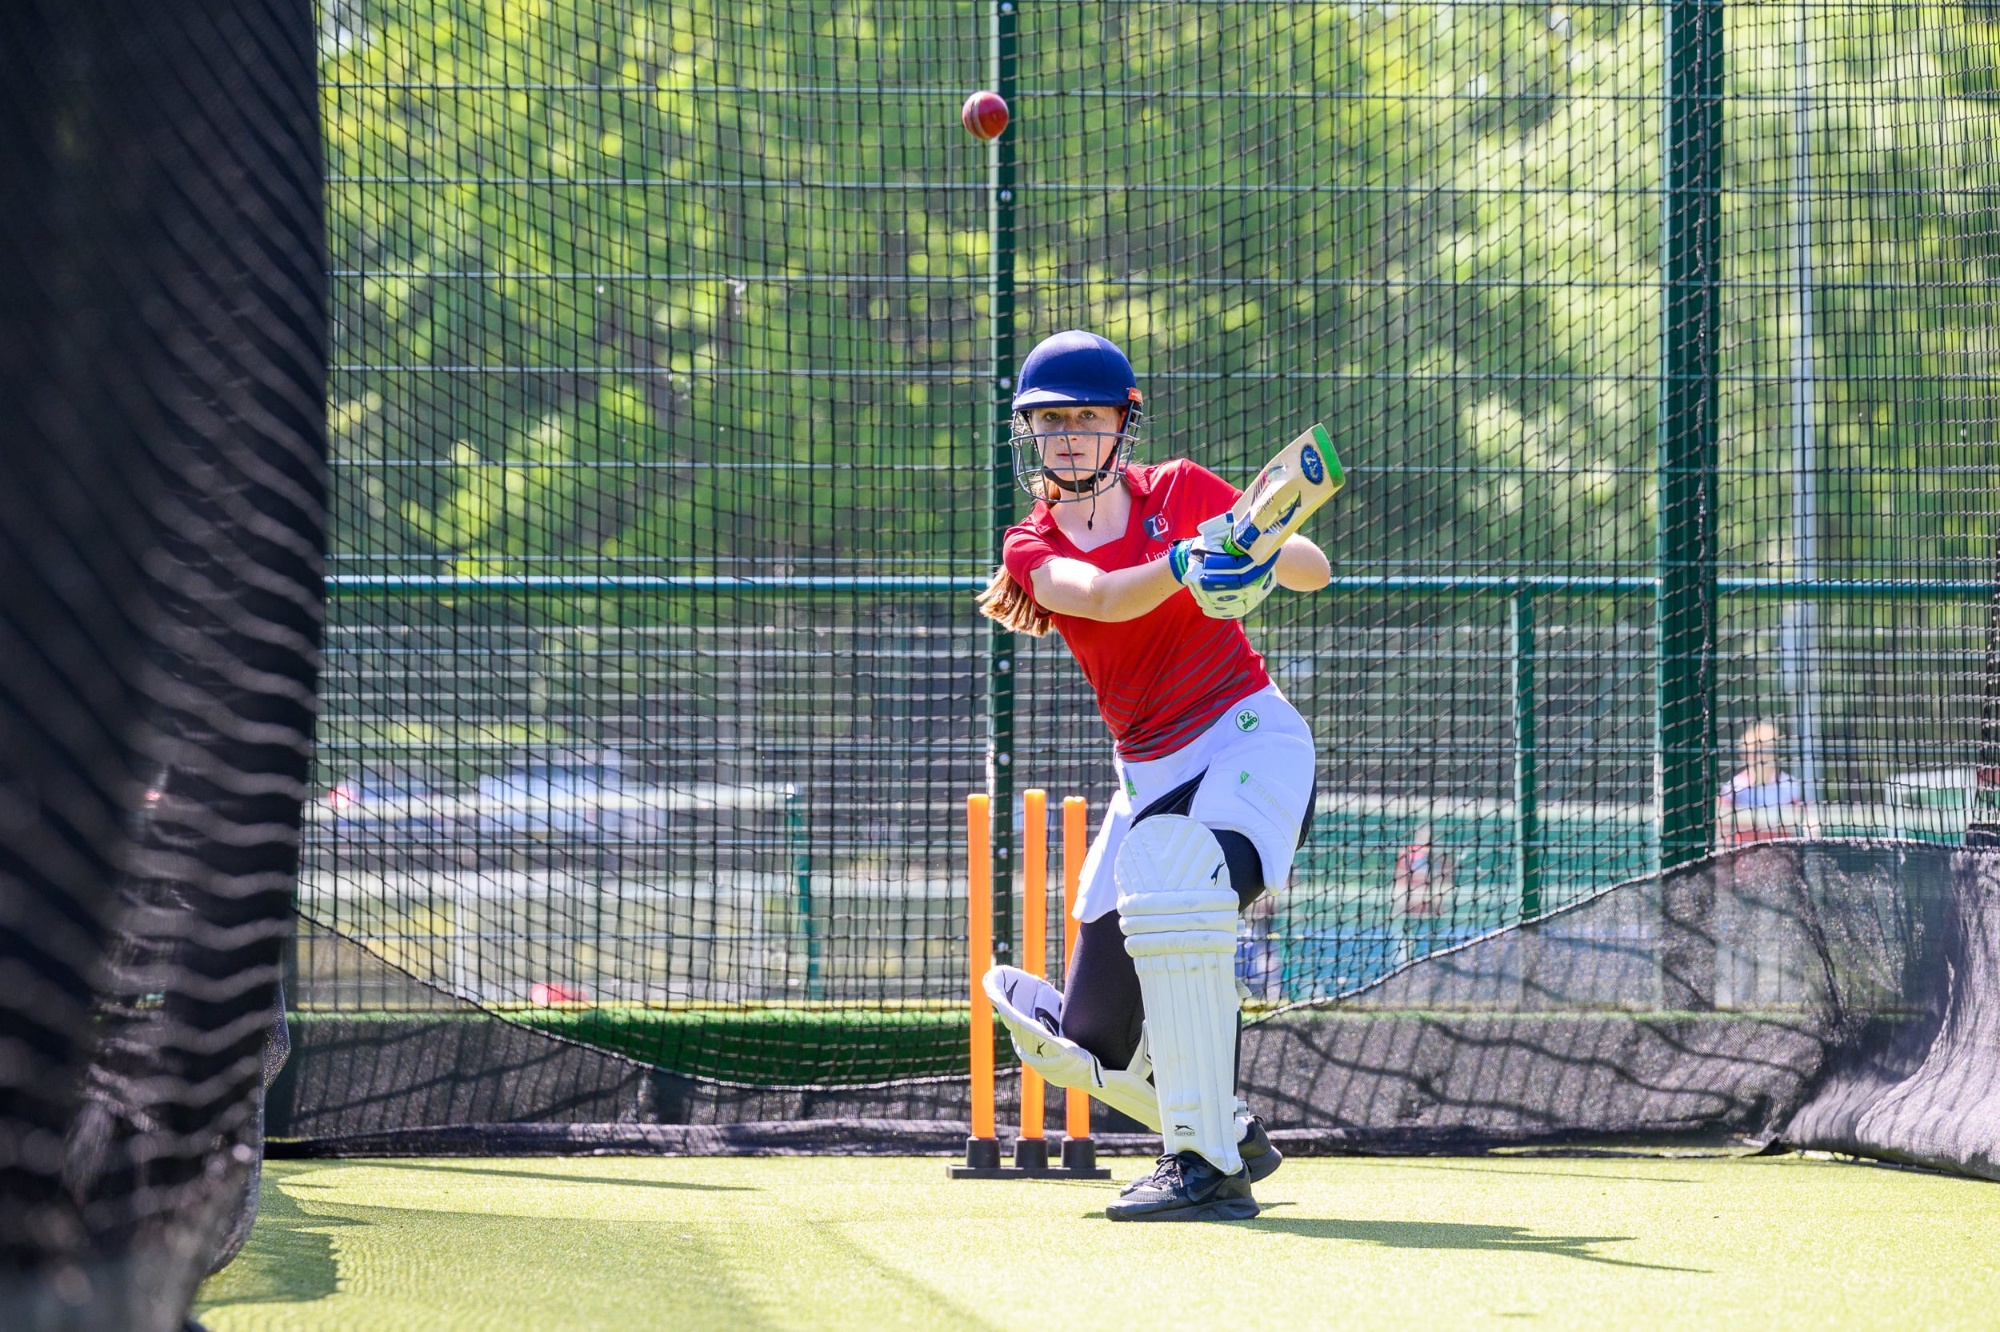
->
xmin=975 ymin=566 xmax=1052 ymax=637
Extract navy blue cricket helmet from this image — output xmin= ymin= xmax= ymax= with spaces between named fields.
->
xmin=1009 ymin=330 xmax=1144 ymax=500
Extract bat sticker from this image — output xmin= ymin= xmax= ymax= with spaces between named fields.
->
xmin=1300 ymin=444 xmax=1325 ymax=485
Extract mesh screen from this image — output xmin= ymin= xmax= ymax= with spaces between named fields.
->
xmin=0 ymin=0 xmax=324 ymax=1324
xmin=299 ymin=0 xmax=2000 ymax=1172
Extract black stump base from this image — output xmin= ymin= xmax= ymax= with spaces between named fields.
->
xmin=947 ymin=1135 xmax=1112 ymax=1180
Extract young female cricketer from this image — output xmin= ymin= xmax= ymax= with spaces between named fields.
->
xmin=976 ymin=330 xmax=1329 ymax=1221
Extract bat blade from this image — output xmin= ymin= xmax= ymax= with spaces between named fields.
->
xmin=1228 ymin=423 xmax=1344 ymax=563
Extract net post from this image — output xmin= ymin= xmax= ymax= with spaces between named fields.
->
xmin=1014 ymin=788 xmax=1048 ymax=1169
xmin=1512 ymin=588 xmax=1541 ymax=919
xmin=1657 ymin=0 xmax=1723 ymax=870
xmin=983 ymin=0 xmax=1021 ymax=969
xmin=963 ymin=794 xmax=999 ymax=1170
xmin=1059 ymin=794 xmax=1098 ymax=1171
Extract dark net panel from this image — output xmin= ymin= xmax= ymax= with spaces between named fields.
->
xmin=0 ymin=0 xmax=325 ymax=1325
xmin=1243 ymin=842 xmax=2000 ymax=1176
xmin=291 ymin=0 xmax=2000 ymax=1178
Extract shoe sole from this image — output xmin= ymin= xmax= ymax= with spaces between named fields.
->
xmin=1105 ymin=1196 xmax=1260 ymax=1223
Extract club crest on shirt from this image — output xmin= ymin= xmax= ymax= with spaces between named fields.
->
xmin=1144 ymin=514 xmax=1170 ymax=540
xmin=1235 ymin=709 xmax=1261 ymax=733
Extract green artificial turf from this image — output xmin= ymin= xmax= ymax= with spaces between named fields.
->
xmin=195 ymin=1152 xmax=2000 ymax=1331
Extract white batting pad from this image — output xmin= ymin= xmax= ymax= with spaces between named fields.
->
xmin=982 ymin=965 xmax=1162 ymax=1131
xmin=1114 ymin=814 xmax=1244 ymax=1174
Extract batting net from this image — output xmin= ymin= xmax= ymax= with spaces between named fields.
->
xmin=286 ymin=0 xmax=2000 ymax=1177
xmin=0 ymin=0 xmax=325 ymax=1324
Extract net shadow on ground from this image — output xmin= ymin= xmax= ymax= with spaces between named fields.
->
xmin=198 ymin=1170 xmax=786 ymax=1331
xmin=1239 ymin=1217 xmax=1702 ymax=1273
xmin=348 ymin=1160 xmax=758 ymax=1193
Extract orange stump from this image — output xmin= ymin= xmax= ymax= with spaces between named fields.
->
xmin=949 ymin=789 xmax=1109 ymax=1180
xmin=1057 ymin=795 xmax=1104 ymax=1174
xmin=1062 ymin=796 xmax=1092 ymax=1144
xmin=1014 ymin=790 xmax=1049 ymax=1169
xmin=964 ymin=794 xmax=997 ymax=1166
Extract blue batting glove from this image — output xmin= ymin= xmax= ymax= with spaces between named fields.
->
xmin=1190 ymin=548 xmax=1279 ymax=619
xmin=1194 ymin=548 xmax=1277 ymax=592
xmin=1167 ymin=538 xmax=1199 ymax=584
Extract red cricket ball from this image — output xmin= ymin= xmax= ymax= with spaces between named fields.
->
xmin=961 ymin=89 xmax=1009 ymax=142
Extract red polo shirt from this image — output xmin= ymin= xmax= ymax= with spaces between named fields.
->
xmin=1002 ymin=460 xmax=1272 ymax=761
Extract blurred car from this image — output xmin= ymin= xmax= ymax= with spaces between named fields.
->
xmin=471 ymin=753 xmax=792 ymax=852
xmin=313 ymin=768 xmax=444 ymax=849
xmin=476 ymin=750 xmax=646 ymax=841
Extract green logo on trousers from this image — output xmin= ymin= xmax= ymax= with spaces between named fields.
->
xmin=1235 ymin=709 xmax=1260 ymax=732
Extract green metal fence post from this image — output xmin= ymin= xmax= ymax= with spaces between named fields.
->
xmin=1512 ymin=587 xmax=1541 ymax=919
xmin=985 ymin=0 xmax=1020 ymax=964
xmin=1657 ymin=0 xmax=1723 ymax=870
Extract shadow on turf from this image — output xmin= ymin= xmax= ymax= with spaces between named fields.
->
xmin=197 ymin=1171 xmax=791 ymax=1325
xmin=351 ymin=1159 xmax=759 ymax=1192
xmin=1372 ymin=1161 xmax=1703 ymax=1186
xmin=195 ymin=1171 xmax=351 ymax=1308
xmin=1244 ymin=1214 xmax=1704 ymax=1272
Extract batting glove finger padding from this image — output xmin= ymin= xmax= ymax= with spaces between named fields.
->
xmin=1190 ymin=554 xmax=1278 ymax=619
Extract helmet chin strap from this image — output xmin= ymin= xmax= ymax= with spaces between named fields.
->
xmin=1041 ymin=464 xmax=1115 ymax=496
xmin=1031 ymin=417 xmax=1129 ymax=528
xmin=1042 ymin=462 xmax=1117 ymax=528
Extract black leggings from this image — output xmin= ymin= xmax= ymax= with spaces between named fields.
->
xmin=1058 ymin=775 xmax=1312 ymax=1072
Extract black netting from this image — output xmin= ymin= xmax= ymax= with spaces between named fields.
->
xmin=1247 ymin=844 xmax=1958 ymax=1152
xmin=0 ymin=0 xmax=325 ymax=1325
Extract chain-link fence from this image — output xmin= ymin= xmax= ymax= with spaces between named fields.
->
xmin=302 ymin=0 xmax=2000 ymax=1082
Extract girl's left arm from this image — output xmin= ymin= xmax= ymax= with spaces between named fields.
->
xmin=1274 ymin=534 xmax=1331 ymax=592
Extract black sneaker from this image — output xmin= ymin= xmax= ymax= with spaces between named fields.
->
xmin=1239 ymin=1115 xmax=1284 ymax=1184
xmin=1114 ymin=1121 xmax=1278 ymax=1195
xmin=1106 ymin=1150 xmax=1258 ymax=1222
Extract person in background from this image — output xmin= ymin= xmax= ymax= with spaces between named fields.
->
xmin=1392 ymin=822 xmax=1451 ymax=922
xmin=1237 ymin=890 xmax=1283 ymax=1002
xmin=1717 ymin=721 xmax=1805 ymax=845
xmin=1391 ymin=822 xmax=1454 ymax=962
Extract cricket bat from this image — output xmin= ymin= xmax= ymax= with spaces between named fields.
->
xmin=1207 ymin=423 xmax=1345 ymax=564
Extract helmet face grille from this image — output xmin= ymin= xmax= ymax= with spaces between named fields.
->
xmin=1009 ymin=410 xmax=1140 ymax=503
